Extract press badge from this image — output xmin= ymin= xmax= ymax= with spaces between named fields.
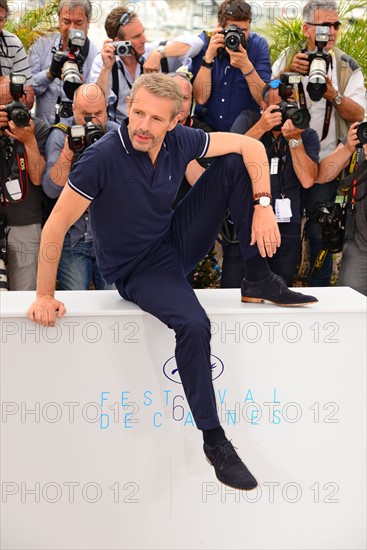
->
xmin=270 ymin=158 xmax=279 ymax=175
xmin=5 ymin=178 xmax=22 ymax=201
xmin=275 ymin=198 xmax=292 ymax=223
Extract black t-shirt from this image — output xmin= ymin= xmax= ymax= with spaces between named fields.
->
xmin=3 ymin=117 xmax=50 ymax=226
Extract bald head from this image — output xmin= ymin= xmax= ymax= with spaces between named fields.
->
xmin=73 ymin=83 xmax=107 ymax=126
xmin=169 ymin=74 xmax=193 ymax=124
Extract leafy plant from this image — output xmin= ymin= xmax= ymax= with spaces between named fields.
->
xmin=4 ymin=0 xmax=59 ymax=51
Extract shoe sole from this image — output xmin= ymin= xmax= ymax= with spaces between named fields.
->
xmin=205 ymin=456 xmax=258 ymax=491
xmin=241 ymin=296 xmax=318 ymax=307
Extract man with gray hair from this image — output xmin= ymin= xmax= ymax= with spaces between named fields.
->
xmin=272 ymin=0 xmax=366 ymax=286
xmin=29 ymin=0 xmax=99 ymax=124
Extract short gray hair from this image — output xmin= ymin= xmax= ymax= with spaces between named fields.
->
xmin=129 ymin=74 xmax=183 ymax=120
xmin=303 ymin=0 xmax=339 ymax=22
xmin=58 ymin=0 xmax=92 ymax=21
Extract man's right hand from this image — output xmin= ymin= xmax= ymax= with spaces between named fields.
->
xmin=28 ymin=295 xmax=66 ymax=327
xmin=288 ymin=52 xmax=309 ymax=75
xmin=100 ymin=39 xmax=117 ymax=70
xmin=205 ymin=28 xmax=225 ymax=63
xmin=49 ymin=51 xmax=69 ymax=79
xmin=259 ymin=104 xmax=282 ymax=132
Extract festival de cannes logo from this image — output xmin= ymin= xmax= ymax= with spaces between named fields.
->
xmin=163 ymin=354 xmax=224 ymax=384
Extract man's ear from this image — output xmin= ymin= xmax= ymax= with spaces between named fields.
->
xmin=167 ymin=114 xmax=180 ymax=132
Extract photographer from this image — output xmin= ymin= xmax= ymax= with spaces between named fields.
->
xmin=42 ymin=82 xmax=117 ymax=290
xmin=318 ymin=122 xmax=367 ymax=296
xmin=28 ymin=0 xmax=99 ymax=125
xmin=226 ymin=77 xmax=320 ymax=286
xmin=0 ymin=0 xmax=34 ymax=109
xmin=90 ymin=6 xmax=204 ymax=124
xmin=191 ymin=0 xmax=271 ymax=132
xmin=272 ymin=0 xmax=366 ymax=286
xmin=0 ymin=74 xmax=48 ymax=290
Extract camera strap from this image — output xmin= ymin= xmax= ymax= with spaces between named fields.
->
xmin=0 ymin=139 xmax=29 ymax=204
xmin=111 ymin=58 xmax=144 ymax=122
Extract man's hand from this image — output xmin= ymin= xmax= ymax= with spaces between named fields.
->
xmin=205 ymin=28 xmax=225 ymax=62
xmin=143 ymin=50 xmax=162 ymax=73
xmin=323 ymin=76 xmax=337 ymax=103
xmin=5 ymin=118 xmax=35 ymax=144
xmin=227 ymin=44 xmax=252 ymax=73
xmin=259 ymin=104 xmax=282 ymax=133
xmin=28 ymin=295 xmax=66 ymax=327
xmin=251 ymin=206 xmax=281 ymax=258
xmin=288 ymin=52 xmax=309 ymax=75
xmin=345 ymin=121 xmax=360 ymax=153
xmin=0 ymin=105 xmax=9 ymax=129
xmin=281 ymin=119 xmax=303 ymax=140
xmin=101 ymin=39 xmax=117 ymax=70
xmin=49 ymin=51 xmax=68 ymax=79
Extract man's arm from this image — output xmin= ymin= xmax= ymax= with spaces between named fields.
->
xmin=5 ymin=119 xmax=45 ymax=185
xmin=318 ymin=122 xmax=360 ymax=183
xmin=281 ymin=121 xmax=319 ymax=188
xmin=143 ymin=35 xmax=204 ymax=73
xmin=205 ymin=132 xmax=281 ymax=257
xmin=192 ymin=28 xmax=222 ymax=105
xmin=43 ymin=132 xmax=74 ymax=196
xmin=92 ymin=44 xmax=115 ymax=99
xmin=324 ymin=76 xmax=365 ymax=123
xmin=27 ymin=185 xmax=91 ymax=326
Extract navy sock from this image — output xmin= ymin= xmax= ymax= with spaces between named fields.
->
xmin=244 ymin=254 xmax=271 ymax=282
xmin=202 ymin=426 xmax=227 ymax=447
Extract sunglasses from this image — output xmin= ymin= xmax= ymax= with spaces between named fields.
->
xmin=306 ymin=21 xmax=342 ymax=30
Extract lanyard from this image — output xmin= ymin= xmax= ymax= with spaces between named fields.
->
xmin=0 ymin=137 xmax=29 ymax=204
xmin=269 ymin=135 xmax=288 ymax=197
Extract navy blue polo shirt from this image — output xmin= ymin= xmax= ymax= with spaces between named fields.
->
xmin=231 ymin=111 xmax=320 ymax=224
xmin=191 ymin=32 xmax=271 ymax=131
xmin=68 ymin=121 xmax=210 ymax=284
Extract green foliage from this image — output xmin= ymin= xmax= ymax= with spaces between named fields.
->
xmin=192 ymin=249 xmax=221 ymax=289
xmin=4 ymin=0 xmax=59 ymax=51
xmin=259 ymin=0 xmax=367 ymax=84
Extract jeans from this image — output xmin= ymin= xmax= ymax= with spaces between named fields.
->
xmin=303 ymin=181 xmax=339 ymax=286
xmin=58 ymin=233 xmax=114 ymax=290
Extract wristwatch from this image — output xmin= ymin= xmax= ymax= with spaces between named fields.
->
xmin=201 ymin=57 xmax=214 ymax=69
xmin=289 ymin=138 xmax=303 ymax=149
xmin=46 ymin=68 xmax=55 ymax=81
xmin=332 ymin=92 xmax=343 ymax=106
xmin=254 ymin=196 xmax=271 ymax=207
xmin=156 ymin=45 xmax=166 ymax=57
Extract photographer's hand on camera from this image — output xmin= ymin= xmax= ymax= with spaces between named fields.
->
xmin=5 ymin=118 xmax=45 ymax=185
xmin=48 ymin=51 xmax=69 ymax=80
xmin=0 ymin=105 xmax=9 ymax=129
xmin=287 ymin=53 xmax=309 ymax=76
xmin=205 ymin=28 xmax=225 ymax=63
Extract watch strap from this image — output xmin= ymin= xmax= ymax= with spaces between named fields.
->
xmin=201 ymin=57 xmax=214 ymax=69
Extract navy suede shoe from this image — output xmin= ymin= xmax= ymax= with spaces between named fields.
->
xmin=204 ymin=440 xmax=258 ymax=491
xmin=241 ymin=273 xmax=318 ymax=306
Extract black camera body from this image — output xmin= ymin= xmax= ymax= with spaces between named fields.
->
xmin=111 ymin=40 xmax=132 ymax=57
xmin=356 ymin=122 xmax=367 ymax=145
xmin=67 ymin=120 xmax=105 ymax=158
xmin=220 ymin=25 xmax=247 ymax=52
xmin=271 ymin=72 xmax=311 ymax=130
xmin=4 ymin=73 xmax=30 ymax=128
xmin=305 ymin=26 xmax=331 ymax=101
xmin=310 ymin=202 xmax=345 ymax=253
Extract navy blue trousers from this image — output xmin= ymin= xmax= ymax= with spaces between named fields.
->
xmin=115 ymin=154 xmax=254 ymax=430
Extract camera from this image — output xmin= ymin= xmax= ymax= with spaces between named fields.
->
xmin=111 ymin=40 xmax=132 ymax=57
xmin=220 ymin=25 xmax=247 ymax=52
xmin=356 ymin=122 xmax=367 ymax=145
xmin=67 ymin=119 xmax=105 ymax=158
xmin=310 ymin=202 xmax=345 ymax=253
xmin=271 ymin=72 xmax=311 ymax=130
xmin=51 ymin=29 xmax=86 ymax=100
xmin=306 ymin=26 xmax=331 ymax=101
xmin=4 ymin=73 xmax=30 ymax=128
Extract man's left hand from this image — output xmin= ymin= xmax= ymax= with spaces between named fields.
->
xmin=281 ymin=119 xmax=303 ymax=140
xmin=143 ymin=50 xmax=162 ymax=73
xmin=251 ymin=205 xmax=281 ymax=258
xmin=323 ymin=76 xmax=337 ymax=103
xmin=227 ymin=44 xmax=251 ymax=73
xmin=5 ymin=118 xmax=35 ymax=144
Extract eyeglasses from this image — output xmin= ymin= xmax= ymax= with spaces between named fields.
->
xmin=225 ymin=1 xmax=251 ymax=16
xmin=306 ymin=21 xmax=342 ymax=30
